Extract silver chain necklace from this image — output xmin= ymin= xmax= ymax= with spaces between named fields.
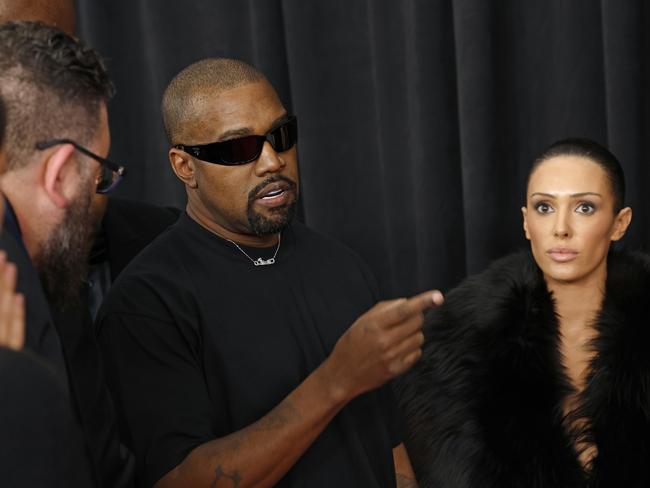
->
xmin=222 ymin=233 xmax=281 ymax=266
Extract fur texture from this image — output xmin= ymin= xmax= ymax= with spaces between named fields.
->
xmin=395 ymin=250 xmax=650 ymax=487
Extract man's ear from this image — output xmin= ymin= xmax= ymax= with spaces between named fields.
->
xmin=169 ymin=148 xmax=198 ymax=189
xmin=42 ymin=143 xmax=77 ymax=208
xmin=521 ymin=206 xmax=531 ymax=240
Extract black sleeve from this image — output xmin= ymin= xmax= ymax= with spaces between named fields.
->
xmin=98 ymin=310 xmax=217 ymax=488
xmin=382 ymin=383 xmax=405 ymax=448
xmin=0 ymin=348 xmax=94 ymax=488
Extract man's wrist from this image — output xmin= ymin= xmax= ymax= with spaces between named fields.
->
xmin=313 ymin=357 xmax=355 ymax=408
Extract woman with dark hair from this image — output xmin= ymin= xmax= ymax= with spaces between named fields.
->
xmin=396 ymin=138 xmax=649 ymax=487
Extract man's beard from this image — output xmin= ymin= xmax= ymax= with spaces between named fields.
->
xmin=246 ymin=175 xmax=298 ymax=236
xmin=34 ymin=187 xmax=95 ymax=311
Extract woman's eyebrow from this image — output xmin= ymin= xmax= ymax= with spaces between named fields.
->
xmin=529 ymin=192 xmax=602 ymax=198
xmin=570 ymin=192 xmax=602 ymax=198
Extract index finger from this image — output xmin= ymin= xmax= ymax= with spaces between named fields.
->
xmin=383 ymin=289 xmax=444 ymax=326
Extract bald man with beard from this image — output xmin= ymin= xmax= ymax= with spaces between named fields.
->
xmin=98 ymin=58 xmax=441 ymax=488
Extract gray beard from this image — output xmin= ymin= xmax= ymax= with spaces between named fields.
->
xmin=34 ymin=188 xmax=94 ymax=311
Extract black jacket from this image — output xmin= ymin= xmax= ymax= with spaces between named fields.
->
xmin=0 ymin=212 xmax=68 ymax=382
xmin=0 ymin=347 xmax=93 ymax=487
xmin=395 ymin=250 xmax=650 ymax=488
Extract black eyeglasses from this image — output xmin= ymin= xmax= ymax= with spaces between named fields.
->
xmin=35 ymin=139 xmax=126 ymax=194
xmin=174 ymin=115 xmax=298 ymax=166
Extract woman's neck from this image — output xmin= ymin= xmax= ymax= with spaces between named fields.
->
xmin=546 ymin=264 xmax=606 ymax=392
xmin=546 ymin=265 xmax=606 ymax=331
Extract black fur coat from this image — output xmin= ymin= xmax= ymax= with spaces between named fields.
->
xmin=395 ymin=250 xmax=650 ymax=488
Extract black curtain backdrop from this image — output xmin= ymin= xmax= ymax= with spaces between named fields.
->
xmin=75 ymin=1 xmax=650 ymax=298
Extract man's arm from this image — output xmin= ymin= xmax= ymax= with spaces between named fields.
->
xmin=156 ymin=290 xmax=442 ymax=488
xmin=393 ymin=443 xmax=419 ymax=488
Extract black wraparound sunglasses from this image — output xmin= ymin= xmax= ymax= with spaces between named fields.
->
xmin=174 ymin=115 xmax=298 ymax=166
xmin=35 ymin=138 xmax=126 ymax=194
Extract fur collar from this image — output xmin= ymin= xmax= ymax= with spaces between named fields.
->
xmin=395 ymin=250 xmax=650 ymax=488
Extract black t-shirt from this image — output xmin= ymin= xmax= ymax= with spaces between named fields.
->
xmin=97 ymin=213 xmax=401 ymax=488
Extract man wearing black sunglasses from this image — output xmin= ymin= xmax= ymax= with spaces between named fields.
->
xmin=0 ymin=21 xmax=133 ymax=487
xmin=98 ymin=58 xmax=439 ymax=488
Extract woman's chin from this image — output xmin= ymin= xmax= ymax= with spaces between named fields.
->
xmin=540 ymin=261 xmax=583 ymax=285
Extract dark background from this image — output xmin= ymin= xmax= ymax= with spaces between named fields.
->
xmin=75 ymin=0 xmax=650 ymax=298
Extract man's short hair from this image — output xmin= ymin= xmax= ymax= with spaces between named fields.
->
xmin=0 ymin=21 xmax=114 ymax=171
xmin=161 ymin=58 xmax=266 ymax=144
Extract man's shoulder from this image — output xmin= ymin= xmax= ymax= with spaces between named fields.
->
xmin=0 ymin=232 xmax=64 ymax=365
xmin=104 ymin=197 xmax=181 ymax=237
xmin=116 ymin=230 xmax=178 ymax=279
xmin=102 ymin=197 xmax=182 ymax=278
xmin=291 ymin=222 xmax=378 ymax=289
xmin=292 ymin=222 xmax=366 ymax=263
xmin=100 ymin=221 xmax=192 ymax=316
xmin=0 ymin=232 xmax=43 ymax=300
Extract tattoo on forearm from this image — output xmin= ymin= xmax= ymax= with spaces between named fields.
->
xmin=210 ymin=466 xmax=242 ymax=487
xmin=396 ymin=473 xmax=419 ymax=488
